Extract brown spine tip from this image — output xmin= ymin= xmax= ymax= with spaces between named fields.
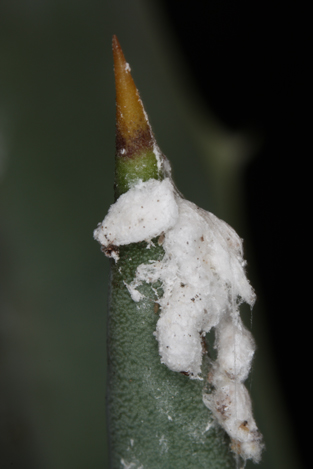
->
xmin=113 ymin=35 xmax=154 ymax=158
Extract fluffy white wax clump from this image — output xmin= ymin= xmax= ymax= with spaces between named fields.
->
xmin=203 ymin=317 xmax=263 ymax=462
xmin=203 ymin=377 xmax=263 ymax=462
xmin=215 ymin=318 xmax=256 ymax=382
xmin=94 ymin=176 xmax=263 ymax=462
xmin=93 ymin=178 xmax=178 ymax=250
xmin=133 ymin=197 xmax=255 ymax=376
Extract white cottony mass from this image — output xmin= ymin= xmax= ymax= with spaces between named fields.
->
xmin=94 ymin=177 xmax=264 ymax=463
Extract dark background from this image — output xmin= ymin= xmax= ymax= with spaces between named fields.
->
xmin=0 ymin=1 xmax=308 ymax=468
xmin=161 ymin=2 xmax=309 ymax=468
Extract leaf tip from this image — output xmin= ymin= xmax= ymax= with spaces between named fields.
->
xmin=112 ymin=35 xmax=153 ymax=159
